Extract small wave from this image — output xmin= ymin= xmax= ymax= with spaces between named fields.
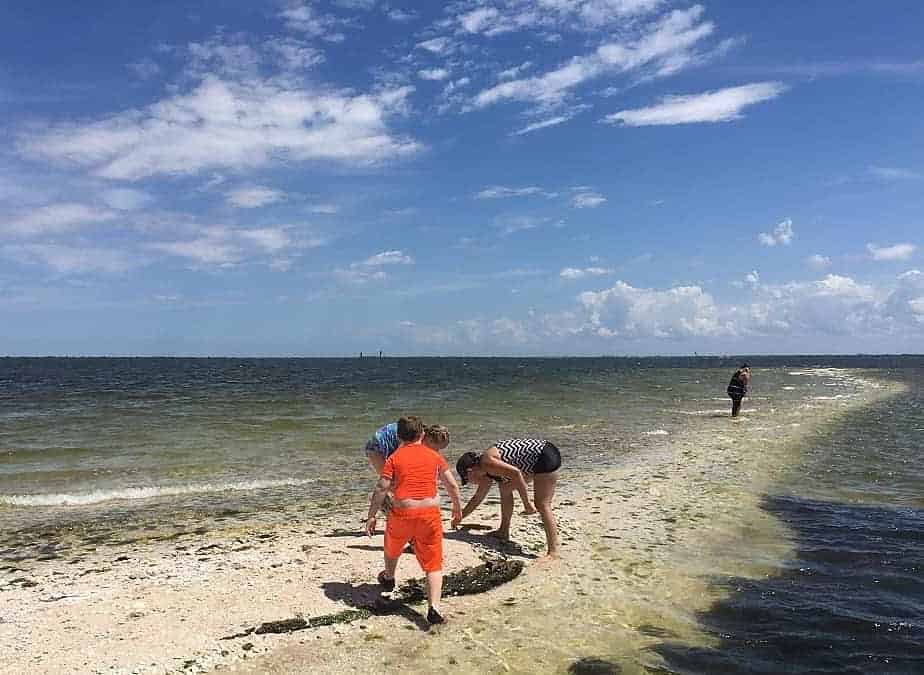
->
xmin=0 ymin=478 xmax=312 ymax=507
xmin=642 ymin=429 xmax=669 ymax=436
xmin=675 ymin=409 xmax=731 ymax=416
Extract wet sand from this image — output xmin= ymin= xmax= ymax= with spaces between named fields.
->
xmin=1 ymin=370 xmax=899 ymax=674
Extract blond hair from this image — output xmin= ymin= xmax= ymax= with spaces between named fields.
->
xmin=424 ymin=424 xmax=450 ymax=447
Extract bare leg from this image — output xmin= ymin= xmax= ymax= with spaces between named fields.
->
xmin=426 ymin=570 xmax=443 ymax=612
xmin=533 ymin=472 xmax=560 ymax=558
xmin=731 ymin=397 xmax=742 ymax=417
xmin=492 ymin=482 xmax=514 ymax=540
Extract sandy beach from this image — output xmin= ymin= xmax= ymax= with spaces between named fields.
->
xmin=1 ymin=371 xmax=898 ymax=675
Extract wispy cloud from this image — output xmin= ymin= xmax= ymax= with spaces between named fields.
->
xmin=867 ymin=242 xmax=916 ymax=261
xmin=418 ymin=67 xmax=450 ymax=81
xmin=758 ymin=218 xmax=794 ymax=247
xmin=226 ymin=186 xmax=286 ymax=209
xmin=4 ymin=203 xmax=117 ymax=237
xmin=2 ymin=243 xmax=135 ymax=275
xmin=604 ymin=82 xmax=786 ymax=126
xmin=356 ymin=249 xmax=414 ymax=266
xmin=560 ymin=266 xmax=614 ymax=279
xmin=511 ymin=114 xmax=574 ymax=135
xmin=472 ymin=6 xmax=718 ymax=109
xmin=868 ymin=165 xmax=922 ymax=181
xmin=807 ymin=254 xmax=831 ymax=270
xmin=475 ymin=185 xmax=555 ymax=199
xmin=571 ymin=188 xmax=606 ymax=208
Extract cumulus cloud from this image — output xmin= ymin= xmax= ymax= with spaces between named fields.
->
xmin=4 ymin=203 xmax=117 ymax=237
xmin=20 ymin=76 xmax=420 ymax=180
xmin=472 ymin=6 xmax=717 ymax=109
xmin=867 ymin=242 xmax=916 ymax=261
xmin=238 ymin=228 xmax=291 ymax=253
xmin=604 ymin=81 xmax=786 ymax=126
xmin=560 ymin=266 xmax=614 ymax=279
xmin=416 ymin=37 xmax=455 ymax=54
xmin=226 ymin=186 xmax=286 ymax=209
xmin=758 ymin=218 xmax=794 ymax=246
xmin=279 ymin=1 xmax=346 ymax=41
xmin=578 ymin=281 xmax=730 ymax=337
xmin=149 ymin=224 xmax=317 ymax=267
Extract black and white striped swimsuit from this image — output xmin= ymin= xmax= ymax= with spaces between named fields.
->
xmin=491 ymin=439 xmax=561 ymax=480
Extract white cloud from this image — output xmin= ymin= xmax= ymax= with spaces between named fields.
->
xmin=496 ymin=215 xmax=543 ymax=236
xmin=475 ymin=185 xmax=552 ymax=199
xmin=128 ymin=58 xmax=161 ymax=80
xmin=867 ymin=242 xmax=916 ymax=261
xmin=868 ymin=165 xmax=922 ymax=181
xmin=4 ymin=203 xmax=117 ymax=236
xmin=745 ymin=270 xmax=760 ymax=287
xmin=571 ymin=189 xmax=606 ymax=208
xmin=758 ymin=218 xmax=794 ymax=246
xmin=604 ymin=81 xmax=786 ymax=126
xmin=560 ymin=266 xmax=614 ymax=279
xmin=452 ymin=0 xmax=666 ymax=37
xmin=101 ymin=188 xmax=153 ymax=211
xmin=578 ymin=281 xmax=730 ymax=337
xmin=20 ymin=77 xmax=420 ymax=180
xmin=226 ymin=186 xmax=286 ymax=209
xmin=150 ymin=231 xmax=242 ymax=266
xmin=2 ymin=243 xmax=134 ymax=275
xmin=807 ymin=254 xmax=831 ymax=270
xmin=416 ymin=37 xmax=454 ymax=54
xmin=499 ymin=61 xmax=533 ymax=80
xmin=280 ymin=1 xmax=345 ymax=41
xmin=238 ymin=228 xmax=291 ymax=253
xmin=472 ymin=6 xmax=717 ymax=109
xmin=387 ymin=8 xmax=418 ymax=22
xmin=307 ymin=203 xmax=340 ymax=214
xmin=511 ymin=114 xmax=573 ymax=135
xmin=356 ymin=250 xmax=414 ymax=266
xmin=418 ymin=68 xmax=450 ymax=81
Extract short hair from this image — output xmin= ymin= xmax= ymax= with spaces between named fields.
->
xmin=424 ymin=424 xmax=450 ymax=447
xmin=396 ymin=415 xmax=424 ymax=442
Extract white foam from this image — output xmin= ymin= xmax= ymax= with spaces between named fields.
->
xmin=0 ymin=478 xmax=312 ymax=507
xmin=642 ymin=429 xmax=670 ymax=436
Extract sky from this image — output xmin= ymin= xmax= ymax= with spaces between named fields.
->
xmin=1 ymin=0 xmax=923 ymax=356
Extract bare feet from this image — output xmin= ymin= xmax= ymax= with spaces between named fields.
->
xmin=535 ymin=553 xmax=560 ymax=565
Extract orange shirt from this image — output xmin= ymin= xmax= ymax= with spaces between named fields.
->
xmin=381 ymin=442 xmax=448 ymax=500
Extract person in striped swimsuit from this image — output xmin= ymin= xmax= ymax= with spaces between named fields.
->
xmin=454 ymin=439 xmax=561 ymax=559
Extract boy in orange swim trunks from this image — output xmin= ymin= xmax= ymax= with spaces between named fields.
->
xmin=365 ymin=416 xmax=462 ymax=624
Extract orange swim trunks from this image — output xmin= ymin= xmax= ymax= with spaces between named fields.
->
xmin=384 ymin=507 xmax=443 ymax=572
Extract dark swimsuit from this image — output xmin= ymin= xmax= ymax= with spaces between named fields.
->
xmin=727 ymin=371 xmax=747 ymax=399
xmin=488 ymin=439 xmax=562 ymax=481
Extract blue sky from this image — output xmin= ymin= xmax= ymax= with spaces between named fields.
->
xmin=1 ymin=0 xmax=922 ymax=356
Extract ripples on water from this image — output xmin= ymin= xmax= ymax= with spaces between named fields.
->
xmin=1 ymin=356 xmax=922 ymax=673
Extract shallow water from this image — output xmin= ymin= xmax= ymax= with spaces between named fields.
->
xmin=1 ymin=356 xmax=922 ymax=673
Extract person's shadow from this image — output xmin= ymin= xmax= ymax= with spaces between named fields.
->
xmin=445 ymin=525 xmax=539 ymax=559
xmin=321 ymin=581 xmax=431 ymax=631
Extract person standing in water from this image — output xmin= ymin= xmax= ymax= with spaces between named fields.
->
xmin=366 ymin=416 xmax=462 ymax=624
xmin=454 ymin=439 xmax=561 ymax=559
xmin=727 ymin=364 xmax=751 ymax=418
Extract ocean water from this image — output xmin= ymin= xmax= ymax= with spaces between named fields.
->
xmin=1 ymin=356 xmax=922 ymax=673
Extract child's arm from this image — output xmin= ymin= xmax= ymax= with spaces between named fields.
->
xmin=366 ymin=476 xmax=392 ymax=536
xmin=439 ymin=469 xmax=463 ymax=528
xmin=459 ymin=477 xmax=492 ymax=522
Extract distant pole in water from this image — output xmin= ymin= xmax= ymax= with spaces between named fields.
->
xmin=359 ymin=352 xmax=363 ymax=359
xmin=379 ymin=350 xmax=383 ymax=358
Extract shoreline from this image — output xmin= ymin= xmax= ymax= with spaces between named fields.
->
xmin=1 ymin=371 xmax=903 ymax=674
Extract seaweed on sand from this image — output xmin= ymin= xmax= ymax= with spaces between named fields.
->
xmin=238 ymin=560 xmax=524 ymax=637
